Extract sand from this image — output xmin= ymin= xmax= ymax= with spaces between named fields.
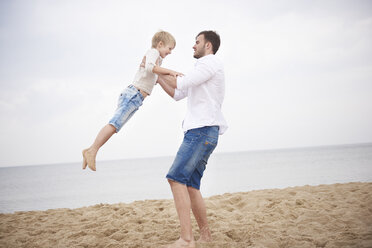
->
xmin=1 ymin=182 xmax=371 ymax=248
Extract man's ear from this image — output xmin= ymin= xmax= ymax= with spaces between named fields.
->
xmin=206 ymin=41 xmax=212 ymax=50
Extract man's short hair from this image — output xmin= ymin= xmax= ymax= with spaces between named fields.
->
xmin=152 ymin=31 xmax=176 ymax=48
xmin=197 ymin=30 xmax=221 ymax=54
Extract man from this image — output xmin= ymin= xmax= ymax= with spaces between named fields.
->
xmin=158 ymin=30 xmax=227 ymax=248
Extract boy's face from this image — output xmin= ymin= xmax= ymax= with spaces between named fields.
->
xmin=157 ymin=42 xmax=174 ymax=58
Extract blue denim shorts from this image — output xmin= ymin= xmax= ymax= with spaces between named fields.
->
xmin=166 ymin=126 xmax=219 ymax=190
xmin=109 ymin=85 xmax=144 ymax=132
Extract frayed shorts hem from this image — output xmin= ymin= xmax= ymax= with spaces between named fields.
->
xmin=166 ymin=176 xmax=200 ymax=190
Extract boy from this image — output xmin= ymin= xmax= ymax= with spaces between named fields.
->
xmin=82 ymin=31 xmax=182 ymax=171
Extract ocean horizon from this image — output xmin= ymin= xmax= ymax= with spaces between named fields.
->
xmin=1 ymin=143 xmax=371 ymax=213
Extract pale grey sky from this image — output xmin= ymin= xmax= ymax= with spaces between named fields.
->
xmin=0 ymin=0 xmax=371 ymax=167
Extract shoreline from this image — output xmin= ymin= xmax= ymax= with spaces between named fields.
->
xmin=1 ymin=182 xmax=372 ymax=247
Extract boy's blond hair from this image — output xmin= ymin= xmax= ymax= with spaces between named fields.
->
xmin=152 ymin=31 xmax=176 ymax=48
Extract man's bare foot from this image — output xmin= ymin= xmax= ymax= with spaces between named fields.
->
xmin=82 ymin=149 xmax=89 ymax=169
xmin=163 ymin=237 xmax=195 ymax=248
xmin=197 ymin=227 xmax=212 ymax=243
xmin=82 ymin=149 xmax=96 ymax=171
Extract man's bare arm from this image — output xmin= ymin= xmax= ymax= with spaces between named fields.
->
xmin=157 ymin=75 xmax=176 ymax=98
xmin=161 ymin=74 xmax=178 ymax=88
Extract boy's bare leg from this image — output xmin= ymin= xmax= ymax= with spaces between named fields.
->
xmin=82 ymin=124 xmax=116 ymax=171
xmin=82 ymin=148 xmax=89 ymax=169
xmin=187 ymin=187 xmax=212 ymax=242
xmin=165 ymin=180 xmax=195 ymax=248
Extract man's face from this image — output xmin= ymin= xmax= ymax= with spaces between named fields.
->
xmin=193 ymin=35 xmax=206 ymax=59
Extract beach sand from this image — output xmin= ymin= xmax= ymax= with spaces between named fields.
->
xmin=1 ymin=182 xmax=371 ymax=248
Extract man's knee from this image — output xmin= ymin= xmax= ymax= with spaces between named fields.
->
xmin=167 ymin=178 xmax=180 ymax=186
xmin=187 ymin=185 xmax=200 ymax=194
xmin=168 ymin=179 xmax=189 ymax=189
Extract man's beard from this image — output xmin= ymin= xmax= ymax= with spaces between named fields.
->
xmin=193 ymin=47 xmax=206 ymax=59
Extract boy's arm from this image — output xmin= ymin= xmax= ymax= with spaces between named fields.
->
xmin=141 ymin=54 xmax=183 ymax=78
xmin=153 ymin=66 xmax=184 ymax=78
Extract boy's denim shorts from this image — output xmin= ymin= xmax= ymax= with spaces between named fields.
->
xmin=109 ymin=85 xmax=144 ymax=132
xmin=166 ymin=126 xmax=219 ymax=190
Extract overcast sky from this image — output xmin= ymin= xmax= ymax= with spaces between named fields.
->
xmin=0 ymin=0 xmax=371 ymax=167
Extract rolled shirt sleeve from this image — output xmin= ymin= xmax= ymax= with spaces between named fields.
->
xmin=173 ymin=86 xmax=188 ymax=101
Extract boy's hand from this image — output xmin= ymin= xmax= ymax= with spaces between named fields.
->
xmin=140 ymin=56 xmax=146 ymax=68
xmin=169 ymin=70 xmax=184 ymax=78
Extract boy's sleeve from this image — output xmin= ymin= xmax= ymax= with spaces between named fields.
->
xmin=176 ymin=59 xmax=216 ymax=91
xmin=144 ymin=49 xmax=160 ymax=74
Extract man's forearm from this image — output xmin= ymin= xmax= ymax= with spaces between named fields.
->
xmin=157 ymin=75 xmax=175 ymax=98
xmin=160 ymin=74 xmax=178 ymax=89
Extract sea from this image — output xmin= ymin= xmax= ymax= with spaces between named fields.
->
xmin=0 ymin=143 xmax=371 ymax=214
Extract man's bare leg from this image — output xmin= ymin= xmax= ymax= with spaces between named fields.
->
xmin=188 ymin=186 xmax=212 ymax=242
xmin=165 ymin=180 xmax=195 ymax=248
xmin=82 ymin=124 xmax=116 ymax=171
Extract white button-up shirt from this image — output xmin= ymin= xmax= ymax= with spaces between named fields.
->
xmin=174 ymin=54 xmax=228 ymax=135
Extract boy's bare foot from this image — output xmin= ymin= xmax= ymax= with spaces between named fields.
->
xmin=163 ymin=237 xmax=195 ymax=248
xmin=82 ymin=149 xmax=89 ymax=169
xmin=82 ymin=149 xmax=96 ymax=171
xmin=197 ymin=227 xmax=212 ymax=243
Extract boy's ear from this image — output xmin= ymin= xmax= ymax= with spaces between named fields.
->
xmin=157 ymin=41 xmax=164 ymax=48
